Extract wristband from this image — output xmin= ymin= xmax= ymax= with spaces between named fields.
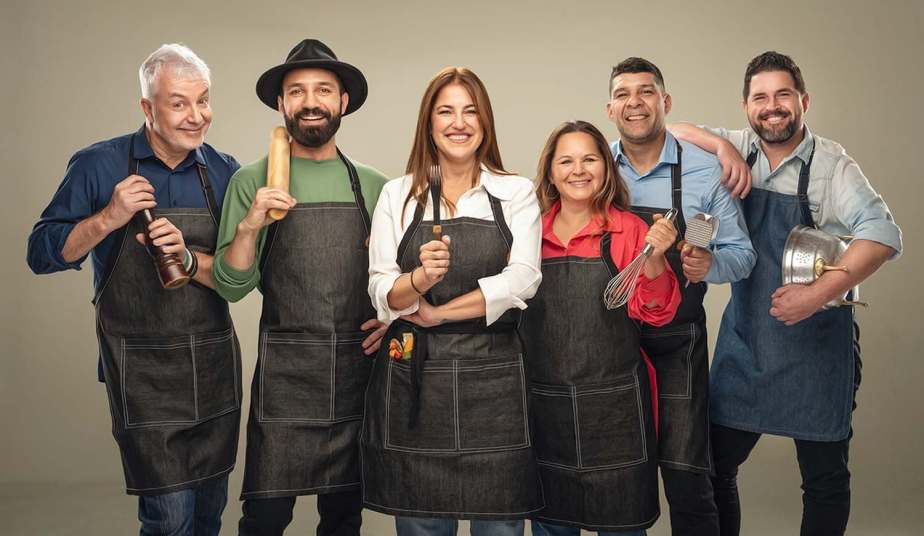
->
xmin=185 ymin=248 xmax=199 ymax=279
xmin=409 ymin=268 xmax=424 ymax=295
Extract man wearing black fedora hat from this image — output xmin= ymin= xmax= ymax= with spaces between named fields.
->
xmin=212 ymin=39 xmax=389 ymax=536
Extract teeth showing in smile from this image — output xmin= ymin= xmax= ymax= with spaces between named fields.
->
xmin=447 ymin=134 xmax=470 ymax=142
xmin=626 ymin=114 xmax=648 ymax=121
xmin=568 ymin=179 xmax=591 ymax=187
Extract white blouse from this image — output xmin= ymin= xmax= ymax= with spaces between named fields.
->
xmin=368 ymin=169 xmax=542 ymax=325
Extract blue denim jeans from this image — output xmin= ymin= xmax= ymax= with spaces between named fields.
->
xmin=137 ymin=475 xmax=228 ymax=536
xmin=395 ymin=516 xmax=524 ymax=536
xmin=532 ymin=520 xmax=645 ymax=536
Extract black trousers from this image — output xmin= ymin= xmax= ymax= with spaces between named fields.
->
xmin=661 ymin=467 xmax=720 ymax=536
xmin=238 ymin=489 xmax=363 ymax=536
xmin=710 ymin=324 xmax=861 ymax=536
xmin=710 ymin=424 xmax=851 ymax=536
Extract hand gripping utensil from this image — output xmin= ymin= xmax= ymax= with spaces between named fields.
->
xmin=681 ymin=213 xmax=719 ymax=288
xmin=603 ymin=208 xmax=678 ymax=310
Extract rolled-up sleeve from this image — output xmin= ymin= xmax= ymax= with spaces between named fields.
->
xmin=477 ymin=180 xmax=542 ymax=325
xmin=703 ymin=162 xmax=756 ymax=283
xmin=27 ymin=154 xmax=96 ymax=274
xmin=368 ymin=180 xmax=419 ymax=323
xmin=833 ymin=156 xmax=902 ymax=259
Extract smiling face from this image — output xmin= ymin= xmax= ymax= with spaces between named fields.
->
xmin=744 ymin=70 xmax=809 ymax=144
xmin=606 ymin=71 xmax=671 ymax=145
xmin=550 ymin=132 xmax=605 ymax=208
xmin=430 ymin=83 xmax=484 ymax=165
xmin=279 ymin=67 xmax=348 ymax=148
xmin=141 ymin=66 xmax=212 ymax=154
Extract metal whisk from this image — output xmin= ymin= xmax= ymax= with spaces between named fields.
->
xmin=603 ymin=208 xmax=678 ymax=310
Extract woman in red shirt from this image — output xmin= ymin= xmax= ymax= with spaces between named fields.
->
xmin=524 ymin=121 xmax=680 ymax=536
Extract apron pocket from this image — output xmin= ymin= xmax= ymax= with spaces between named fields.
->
xmin=641 ymin=324 xmax=697 ymax=399
xmin=385 ymin=359 xmax=456 ymax=452
xmin=121 ymin=334 xmax=196 ymax=427
xmin=531 ymin=376 xmax=648 ymax=470
xmin=259 ymin=331 xmax=336 ymax=423
xmin=193 ymin=328 xmax=239 ymax=420
xmin=333 ymin=332 xmax=374 ymax=421
xmin=456 ymin=356 xmax=529 ymax=451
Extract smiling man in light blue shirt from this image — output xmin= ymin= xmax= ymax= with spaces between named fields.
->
xmin=604 ymin=57 xmax=755 ymax=536
xmin=669 ymin=51 xmax=901 ymax=536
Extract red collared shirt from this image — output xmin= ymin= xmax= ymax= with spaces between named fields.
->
xmin=541 ymin=202 xmax=680 ymax=326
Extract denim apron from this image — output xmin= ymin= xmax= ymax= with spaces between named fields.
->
xmin=94 ymin=135 xmax=242 ymax=496
xmin=523 ymin=233 xmax=659 ymax=531
xmin=630 ymin=143 xmax=712 ymax=473
xmin=361 ymin=192 xmax=542 ymax=519
xmin=240 ymin=150 xmax=375 ymax=500
xmin=711 ymin=144 xmax=855 ymax=441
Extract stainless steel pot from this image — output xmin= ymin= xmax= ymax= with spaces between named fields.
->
xmin=781 ymin=225 xmax=867 ymax=308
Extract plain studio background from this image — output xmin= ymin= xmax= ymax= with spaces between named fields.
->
xmin=2 ymin=0 xmax=921 ymax=534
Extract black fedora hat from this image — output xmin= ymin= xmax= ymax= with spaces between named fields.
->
xmin=256 ymin=39 xmax=367 ymax=115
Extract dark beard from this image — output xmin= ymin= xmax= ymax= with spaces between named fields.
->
xmin=285 ymin=107 xmax=341 ymax=147
xmin=750 ymin=110 xmax=800 ymax=144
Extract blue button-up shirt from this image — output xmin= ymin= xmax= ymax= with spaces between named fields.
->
xmin=611 ymin=131 xmax=756 ymax=284
xmin=27 ymin=125 xmax=240 ymax=290
xmin=708 ymin=125 xmax=902 ymax=258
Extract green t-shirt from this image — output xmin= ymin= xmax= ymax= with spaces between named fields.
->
xmin=213 ymin=154 xmax=388 ymax=302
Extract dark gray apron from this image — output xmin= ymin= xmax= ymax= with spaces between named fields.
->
xmin=523 ymin=232 xmax=659 ymax=531
xmin=361 ymin=192 xmax=543 ymax=519
xmin=711 ymin=143 xmax=856 ymax=441
xmin=241 ymin=150 xmax=375 ymax=500
xmin=630 ymin=143 xmax=712 ymax=474
xmin=94 ymin=136 xmax=242 ymax=496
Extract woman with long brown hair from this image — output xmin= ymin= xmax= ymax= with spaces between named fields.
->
xmin=362 ymin=67 xmax=543 ymax=535
xmin=524 ymin=121 xmax=679 ymax=535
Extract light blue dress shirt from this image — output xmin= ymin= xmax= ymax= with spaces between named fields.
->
xmin=708 ymin=125 xmax=902 ymax=258
xmin=611 ymin=131 xmax=756 ymax=284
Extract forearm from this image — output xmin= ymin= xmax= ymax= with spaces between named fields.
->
xmin=642 ymin=254 xmax=668 ymax=280
xmin=807 ymin=239 xmax=894 ymax=303
xmin=223 ymin=223 xmax=261 ymax=272
xmin=60 ymin=210 xmax=117 ymax=263
xmin=667 ymin=122 xmax=727 ymax=154
xmin=191 ymin=252 xmax=215 ymax=289
xmin=436 ymin=289 xmax=487 ymax=322
xmin=387 ymin=268 xmax=435 ymax=311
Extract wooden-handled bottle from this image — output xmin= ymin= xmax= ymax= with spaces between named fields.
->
xmin=266 ymin=126 xmax=291 ymax=221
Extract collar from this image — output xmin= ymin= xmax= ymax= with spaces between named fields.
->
xmin=613 ymin=130 xmax=678 ymax=180
xmin=478 ymin=166 xmax=517 ymax=201
xmin=748 ymin=124 xmax=815 ymax=165
xmin=541 ymin=201 xmax=625 ymax=244
xmin=132 ymin=124 xmax=207 ymax=169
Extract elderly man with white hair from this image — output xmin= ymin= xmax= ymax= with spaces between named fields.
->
xmin=27 ymin=43 xmax=241 ymax=535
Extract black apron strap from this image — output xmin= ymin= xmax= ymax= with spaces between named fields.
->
xmin=671 ymin=141 xmax=687 ymax=234
xmin=746 ymin=148 xmax=759 ymax=168
xmin=396 ymin=203 xmax=425 ymax=264
xmin=195 ymin=163 xmax=220 ymax=225
xmin=797 ymin=142 xmax=816 ymax=227
xmin=336 ymin=148 xmax=372 ymax=239
xmin=487 ymin=192 xmax=513 ymax=250
xmin=600 ymin=231 xmax=618 ymax=277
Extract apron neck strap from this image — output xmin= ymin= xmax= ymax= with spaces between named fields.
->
xmin=599 ymin=231 xmax=618 ymax=277
xmin=745 ymin=132 xmax=816 ymax=228
xmin=337 ymin=148 xmax=372 ymax=238
xmin=487 ymin=192 xmax=512 ymax=250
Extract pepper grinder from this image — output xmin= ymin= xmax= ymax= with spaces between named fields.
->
xmin=136 ymin=208 xmax=190 ymax=289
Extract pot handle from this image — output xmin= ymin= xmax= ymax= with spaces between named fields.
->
xmin=814 ymin=259 xmax=850 ymax=277
xmin=839 ymin=299 xmax=869 ymax=308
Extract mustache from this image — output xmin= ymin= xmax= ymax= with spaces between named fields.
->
xmin=758 ymin=108 xmax=791 ymax=120
xmin=294 ymin=107 xmax=331 ymax=121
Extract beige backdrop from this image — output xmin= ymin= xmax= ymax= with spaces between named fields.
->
xmin=2 ymin=0 xmax=921 ymax=534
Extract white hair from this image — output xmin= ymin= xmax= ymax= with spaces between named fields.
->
xmin=139 ymin=43 xmax=211 ymax=99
